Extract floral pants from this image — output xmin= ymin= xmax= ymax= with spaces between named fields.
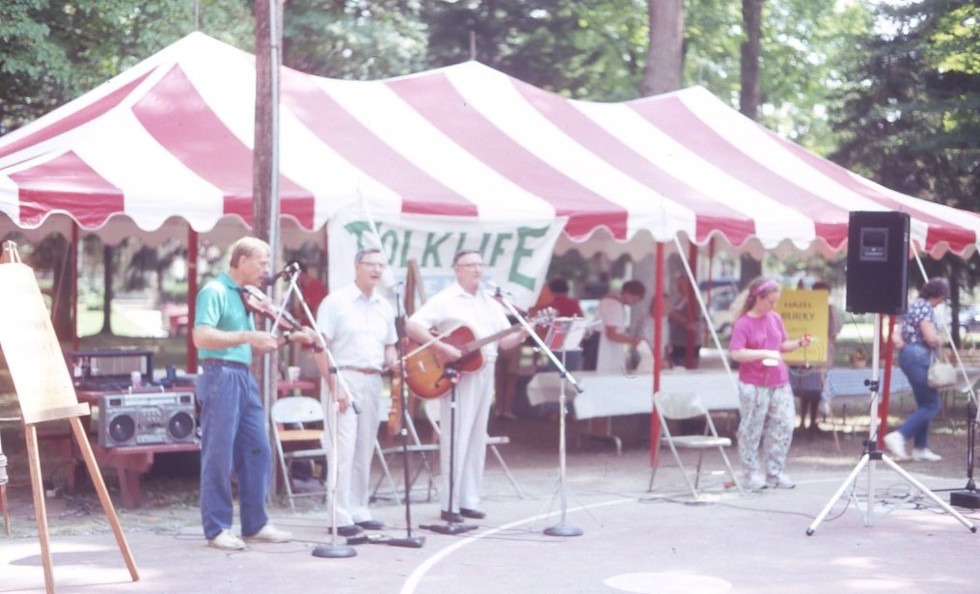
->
xmin=736 ymin=381 xmax=795 ymax=480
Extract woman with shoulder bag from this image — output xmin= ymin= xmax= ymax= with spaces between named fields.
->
xmin=884 ymin=277 xmax=950 ymax=462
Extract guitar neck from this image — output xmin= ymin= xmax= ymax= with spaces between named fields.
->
xmin=461 ymin=324 xmax=522 ymax=355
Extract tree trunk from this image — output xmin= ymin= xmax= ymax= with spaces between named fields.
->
xmin=48 ymin=236 xmax=76 ymax=342
xmin=641 ymin=0 xmax=684 ymax=96
xmin=99 ymin=244 xmax=113 ymax=335
xmin=740 ymin=0 xmax=764 ymax=120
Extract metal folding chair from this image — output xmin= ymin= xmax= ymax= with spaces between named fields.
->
xmin=270 ymin=396 xmax=328 ymax=512
xmin=649 ymin=391 xmax=743 ymax=499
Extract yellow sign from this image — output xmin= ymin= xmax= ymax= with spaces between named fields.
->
xmin=776 ymin=289 xmax=830 ymax=365
xmin=0 ymin=262 xmax=89 ymax=423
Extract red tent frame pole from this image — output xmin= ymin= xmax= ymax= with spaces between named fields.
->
xmin=877 ymin=315 xmax=897 ymax=448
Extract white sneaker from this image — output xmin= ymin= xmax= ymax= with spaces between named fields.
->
xmin=883 ymin=431 xmax=908 ymax=460
xmin=743 ymin=474 xmax=767 ymax=491
xmin=243 ymin=523 xmax=292 ymax=543
xmin=208 ymin=529 xmax=246 ymax=550
xmin=912 ymin=448 xmax=943 ymax=462
xmin=767 ymin=473 xmax=796 ymax=489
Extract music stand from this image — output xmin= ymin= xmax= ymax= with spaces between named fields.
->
xmin=542 ymin=317 xmax=590 ymax=537
xmin=490 ymin=290 xmax=588 ymax=536
xmin=806 ymin=313 xmax=975 ymax=535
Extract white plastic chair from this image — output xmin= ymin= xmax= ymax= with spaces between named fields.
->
xmin=423 ymin=398 xmax=524 ymax=499
xmin=372 ymin=408 xmax=439 ymax=504
xmin=649 ymin=391 xmax=743 ymax=499
xmin=270 ymin=396 xmax=329 ymax=512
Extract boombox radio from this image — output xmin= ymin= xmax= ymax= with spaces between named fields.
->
xmin=97 ymin=391 xmax=197 ymax=448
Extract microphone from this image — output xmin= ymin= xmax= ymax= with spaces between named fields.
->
xmin=485 ymin=281 xmax=508 ymax=297
xmin=262 ymin=261 xmax=302 ymax=286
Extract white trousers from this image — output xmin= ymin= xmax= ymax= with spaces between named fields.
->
xmin=439 ymin=365 xmax=494 ymax=512
xmin=326 ymin=371 xmax=382 ymax=526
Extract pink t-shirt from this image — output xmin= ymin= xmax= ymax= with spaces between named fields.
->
xmin=729 ymin=311 xmax=789 ymax=387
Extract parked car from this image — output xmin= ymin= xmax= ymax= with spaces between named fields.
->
xmin=698 ymin=279 xmax=742 ymax=339
xmin=959 ymin=305 xmax=980 ymax=334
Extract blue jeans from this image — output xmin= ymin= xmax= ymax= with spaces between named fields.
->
xmin=897 ymin=343 xmax=942 ymax=449
xmin=197 ymin=364 xmax=271 ymax=539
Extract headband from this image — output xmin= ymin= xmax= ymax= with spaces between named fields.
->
xmin=752 ymin=280 xmax=779 ymax=297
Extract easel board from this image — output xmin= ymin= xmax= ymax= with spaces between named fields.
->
xmin=0 ymin=245 xmax=138 ymax=592
xmin=0 ymin=262 xmax=89 ymax=423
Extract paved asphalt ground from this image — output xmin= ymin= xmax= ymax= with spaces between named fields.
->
xmin=3 ymin=405 xmax=980 ymax=593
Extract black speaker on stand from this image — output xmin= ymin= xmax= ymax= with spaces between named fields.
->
xmin=845 ymin=211 xmax=910 ymax=315
xmin=809 ymin=210 xmax=975 ymax=534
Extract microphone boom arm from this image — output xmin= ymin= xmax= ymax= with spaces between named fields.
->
xmin=493 ymin=288 xmax=583 ymax=394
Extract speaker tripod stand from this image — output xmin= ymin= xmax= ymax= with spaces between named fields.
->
xmin=807 ymin=313 xmax=975 ymax=535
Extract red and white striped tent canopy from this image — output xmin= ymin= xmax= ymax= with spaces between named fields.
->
xmin=2 ymin=31 xmax=979 ymax=257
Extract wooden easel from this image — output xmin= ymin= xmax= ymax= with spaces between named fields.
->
xmin=0 ymin=241 xmax=138 ymax=592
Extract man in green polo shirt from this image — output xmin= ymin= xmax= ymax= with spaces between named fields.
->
xmin=193 ymin=236 xmax=316 ymax=550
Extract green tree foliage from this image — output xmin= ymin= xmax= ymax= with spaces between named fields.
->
xmin=0 ymin=1 xmax=253 ymax=134
xmin=283 ymin=0 xmax=429 ymax=79
xmin=832 ymin=0 xmax=980 ymax=312
xmin=422 ymin=0 xmax=648 ymax=101
xmin=683 ymin=0 xmax=871 ymax=152
xmin=831 ymin=0 xmax=979 ymax=211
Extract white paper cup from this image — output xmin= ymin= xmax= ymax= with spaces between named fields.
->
xmin=287 ymin=366 xmax=301 ymax=382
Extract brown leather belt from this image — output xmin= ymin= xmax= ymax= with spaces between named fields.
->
xmin=334 ymin=366 xmax=382 ymax=375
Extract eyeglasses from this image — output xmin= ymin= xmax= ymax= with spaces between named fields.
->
xmin=456 ymin=262 xmax=485 ymax=269
xmin=358 ymin=261 xmax=386 ymax=269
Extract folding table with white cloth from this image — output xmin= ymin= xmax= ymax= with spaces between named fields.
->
xmin=525 ymin=370 xmax=740 ymax=454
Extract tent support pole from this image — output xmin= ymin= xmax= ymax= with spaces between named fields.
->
xmin=650 ymin=242 xmax=665 ymax=467
xmin=186 ymin=228 xmax=198 ymax=374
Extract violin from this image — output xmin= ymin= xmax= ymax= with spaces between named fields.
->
xmin=240 ymin=284 xmax=323 ymax=351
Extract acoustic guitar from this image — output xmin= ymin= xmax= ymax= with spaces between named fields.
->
xmin=405 ymin=309 xmax=554 ymax=400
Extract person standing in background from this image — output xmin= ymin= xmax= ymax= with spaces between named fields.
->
xmin=313 ymin=248 xmax=399 ymax=537
xmin=885 ymin=277 xmax=949 ymax=462
xmin=593 ymin=280 xmax=646 ymax=373
xmin=666 ymin=274 xmax=703 ymax=369
xmin=729 ymin=277 xmax=811 ymax=491
xmin=193 ymin=236 xmax=317 ymax=550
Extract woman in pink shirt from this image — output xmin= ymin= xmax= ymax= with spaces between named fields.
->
xmin=729 ymin=278 xmax=811 ymax=491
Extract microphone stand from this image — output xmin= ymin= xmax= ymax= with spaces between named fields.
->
xmin=950 ymin=390 xmax=980 ymax=508
xmin=277 ymin=269 xmax=356 ymax=558
xmin=493 ymin=288 xmax=584 ymax=537
xmin=386 ymin=284 xmax=426 ymax=548
xmin=420 ymin=367 xmax=477 ymax=535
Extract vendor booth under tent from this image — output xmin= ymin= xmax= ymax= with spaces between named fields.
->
xmin=3 ymin=32 xmax=980 ymax=467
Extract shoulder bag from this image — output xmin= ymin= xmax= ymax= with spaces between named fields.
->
xmin=927 ymin=352 xmax=957 ymax=389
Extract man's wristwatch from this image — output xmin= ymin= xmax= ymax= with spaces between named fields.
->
xmin=282 ymin=330 xmax=292 ymax=344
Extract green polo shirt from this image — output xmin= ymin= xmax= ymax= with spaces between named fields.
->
xmin=194 ymin=272 xmax=254 ymax=365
